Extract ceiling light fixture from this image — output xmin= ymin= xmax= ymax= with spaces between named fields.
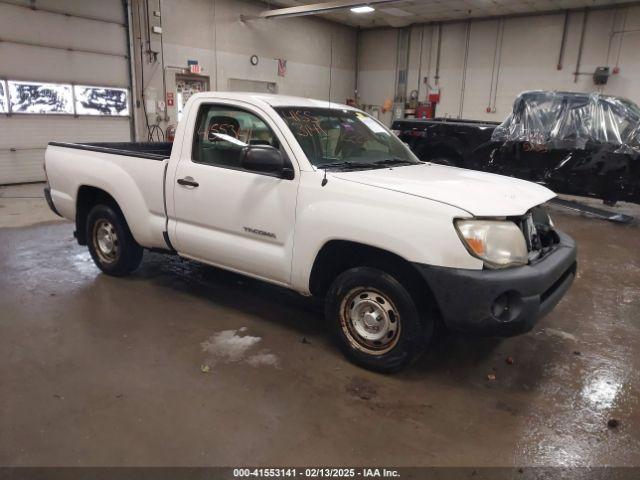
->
xmin=350 ymin=5 xmax=375 ymax=13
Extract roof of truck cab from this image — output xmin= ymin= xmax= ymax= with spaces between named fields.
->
xmin=190 ymin=91 xmax=357 ymax=111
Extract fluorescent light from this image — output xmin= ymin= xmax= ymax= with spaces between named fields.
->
xmin=350 ymin=5 xmax=375 ymax=13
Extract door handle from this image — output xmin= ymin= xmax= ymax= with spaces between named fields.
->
xmin=177 ymin=177 xmax=199 ymax=187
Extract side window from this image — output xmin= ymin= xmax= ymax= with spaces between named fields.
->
xmin=192 ymin=104 xmax=280 ymax=168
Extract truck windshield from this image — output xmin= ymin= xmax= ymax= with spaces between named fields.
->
xmin=275 ymin=107 xmax=420 ymax=169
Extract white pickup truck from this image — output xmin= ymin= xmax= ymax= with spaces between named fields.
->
xmin=44 ymin=92 xmax=577 ymax=372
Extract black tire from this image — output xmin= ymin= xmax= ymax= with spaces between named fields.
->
xmin=86 ymin=204 xmax=143 ymax=277
xmin=325 ymin=266 xmax=433 ymax=373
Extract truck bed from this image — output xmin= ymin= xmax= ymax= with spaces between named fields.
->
xmin=48 ymin=141 xmax=172 ymax=160
xmin=45 ymin=141 xmax=171 ymax=250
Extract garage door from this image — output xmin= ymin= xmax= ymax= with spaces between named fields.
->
xmin=0 ymin=0 xmax=132 ymax=185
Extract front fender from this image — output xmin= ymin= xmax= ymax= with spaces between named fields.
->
xmin=290 ymin=172 xmax=482 ymax=293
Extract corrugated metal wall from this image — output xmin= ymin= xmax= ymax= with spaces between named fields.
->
xmin=0 ymin=0 xmax=132 ymax=184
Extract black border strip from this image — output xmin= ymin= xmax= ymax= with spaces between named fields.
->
xmin=1 ymin=467 xmax=639 ymax=480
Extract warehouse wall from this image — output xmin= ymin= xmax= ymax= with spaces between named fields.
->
xmin=358 ymin=5 xmax=640 ymax=125
xmin=0 ymin=0 xmax=132 ymax=184
xmin=132 ymin=0 xmax=357 ymax=140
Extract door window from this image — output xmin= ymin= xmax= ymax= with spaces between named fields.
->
xmin=192 ymin=104 xmax=280 ymax=169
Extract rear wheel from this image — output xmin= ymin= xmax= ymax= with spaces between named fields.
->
xmin=325 ymin=267 xmax=432 ymax=372
xmin=86 ymin=204 xmax=143 ymax=276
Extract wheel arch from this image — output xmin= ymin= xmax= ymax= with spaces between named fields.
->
xmin=308 ymin=239 xmax=442 ymax=320
xmin=75 ymin=185 xmax=125 ymax=245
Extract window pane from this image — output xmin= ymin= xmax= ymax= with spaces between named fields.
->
xmin=0 ymin=81 xmax=7 ymax=113
xmin=74 ymin=85 xmax=129 ymax=116
xmin=8 ymin=81 xmax=73 ymax=114
xmin=193 ymin=105 xmax=279 ymax=168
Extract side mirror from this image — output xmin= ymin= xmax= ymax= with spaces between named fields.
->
xmin=240 ymin=145 xmax=293 ymax=179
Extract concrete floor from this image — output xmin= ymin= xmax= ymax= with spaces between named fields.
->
xmin=1 ymin=183 xmax=639 ymax=467
xmin=0 ymin=183 xmax=66 ymax=228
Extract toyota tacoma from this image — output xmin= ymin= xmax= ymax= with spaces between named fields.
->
xmin=44 ymin=92 xmax=577 ymax=372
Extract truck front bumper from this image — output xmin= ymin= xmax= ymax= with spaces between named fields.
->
xmin=414 ymin=231 xmax=577 ymax=336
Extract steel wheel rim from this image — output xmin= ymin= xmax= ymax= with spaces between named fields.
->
xmin=340 ymin=288 xmax=401 ymax=355
xmin=93 ymin=219 xmax=119 ymax=264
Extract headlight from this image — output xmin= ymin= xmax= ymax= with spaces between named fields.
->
xmin=455 ymin=219 xmax=528 ymax=269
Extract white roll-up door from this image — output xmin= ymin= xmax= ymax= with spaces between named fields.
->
xmin=0 ymin=0 xmax=132 ymax=184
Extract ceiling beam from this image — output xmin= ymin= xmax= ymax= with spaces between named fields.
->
xmin=242 ymin=0 xmax=398 ymax=20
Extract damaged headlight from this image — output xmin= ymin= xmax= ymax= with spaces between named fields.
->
xmin=455 ymin=219 xmax=528 ymax=269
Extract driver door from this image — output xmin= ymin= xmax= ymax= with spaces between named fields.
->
xmin=168 ymin=100 xmax=299 ymax=286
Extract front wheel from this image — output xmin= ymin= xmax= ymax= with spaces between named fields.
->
xmin=86 ymin=204 xmax=143 ymax=276
xmin=325 ymin=267 xmax=432 ymax=373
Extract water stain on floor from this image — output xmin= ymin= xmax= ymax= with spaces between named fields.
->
xmin=201 ymin=328 xmax=280 ymax=368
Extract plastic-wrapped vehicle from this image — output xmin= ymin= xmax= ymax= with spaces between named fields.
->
xmin=393 ymin=91 xmax=640 ymax=205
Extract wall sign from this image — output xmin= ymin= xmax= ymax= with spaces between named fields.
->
xmin=278 ymin=59 xmax=287 ymax=77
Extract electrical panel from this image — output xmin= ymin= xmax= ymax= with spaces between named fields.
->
xmin=593 ymin=67 xmax=610 ymax=85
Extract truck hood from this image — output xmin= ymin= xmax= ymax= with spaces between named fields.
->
xmin=332 ymin=163 xmax=555 ymax=217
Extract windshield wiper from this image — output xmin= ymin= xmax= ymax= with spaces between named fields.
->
xmin=316 ymin=161 xmax=370 ymax=170
xmin=317 ymin=158 xmax=415 ymax=171
xmin=372 ymin=158 xmax=414 ymax=166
